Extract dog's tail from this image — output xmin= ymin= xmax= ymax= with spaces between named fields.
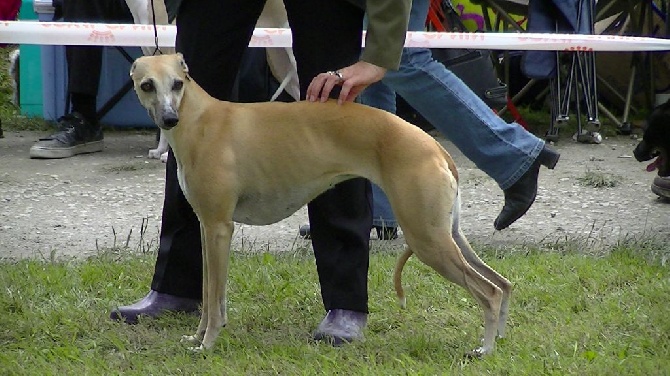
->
xmin=393 ymin=246 xmax=413 ymax=308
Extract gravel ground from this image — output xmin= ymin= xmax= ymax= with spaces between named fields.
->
xmin=1 ymin=129 xmax=668 ymax=260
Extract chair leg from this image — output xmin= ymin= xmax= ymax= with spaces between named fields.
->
xmin=96 ymin=79 xmax=134 ymax=121
xmin=95 ymin=47 xmax=136 ymax=122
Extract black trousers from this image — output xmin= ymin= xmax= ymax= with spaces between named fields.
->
xmin=62 ymin=0 xmax=133 ymax=96
xmin=151 ymin=0 xmax=373 ymax=313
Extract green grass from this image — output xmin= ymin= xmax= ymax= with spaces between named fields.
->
xmin=2 ymin=42 xmax=667 ymax=375
xmin=1 ymin=242 xmax=668 ymax=375
xmin=577 ymin=169 xmax=623 ymax=188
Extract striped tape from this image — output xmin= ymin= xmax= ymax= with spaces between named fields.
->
xmin=1 ymin=21 xmax=670 ymax=51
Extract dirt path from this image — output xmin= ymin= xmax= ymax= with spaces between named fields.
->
xmin=1 ymin=130 xmax=668 ymax=260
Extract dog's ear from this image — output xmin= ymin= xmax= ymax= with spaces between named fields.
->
xmin=176 ymin=52 xmax=191 ymax=81
xmin=129 ymin=60 xmax=137 ymax=78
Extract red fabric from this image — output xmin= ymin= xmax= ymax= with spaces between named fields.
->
xmin=427 ymin=0 xmax=446 ymax=31
xmin=0 ymin=0 xmax=21 ymax=21
xmin=505 ymin=96 xmax=528 ymax=130
xmin=0 ymin=0 xmax=21 ymax=47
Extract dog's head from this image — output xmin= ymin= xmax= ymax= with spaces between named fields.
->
xmin=130 ymin=53 xmax=190 ymax=130
xmin=634 ymin=99 xmax=670 ymax=176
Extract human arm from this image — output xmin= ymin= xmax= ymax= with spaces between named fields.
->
xmin=306 ymin=0 xmax=411 ymax=104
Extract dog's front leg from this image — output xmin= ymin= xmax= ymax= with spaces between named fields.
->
xmin=193 ymin=220 xmax=234 ymax=351
xmin=148 ymin=130 xmax=169 ymax=162
xmin=181 ymin=225 xmax=209 ymax=346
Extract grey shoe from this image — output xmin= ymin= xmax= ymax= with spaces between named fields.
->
xmin=30 ymin=112 xmax=103 ymax=159
xmin=299 ymin=224 xmax=311 ymax=239
xmin=313 ymin=309 xmax=367 ymax=346
xmin=651 ymin=175 xmax=670 ymax=199
xmin=110 ymin=290 xmax=200 ymax=324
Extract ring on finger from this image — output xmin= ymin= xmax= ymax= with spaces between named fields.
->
xmin=327 ymin=70 xmax=344 ymax=82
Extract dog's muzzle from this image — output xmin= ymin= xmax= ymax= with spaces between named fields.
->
xmin=161 ymin=113 xmax=179 ymax=130
xmin=633 ymin=140 xmax=654 ymax=162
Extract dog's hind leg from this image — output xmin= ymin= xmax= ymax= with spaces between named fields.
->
xmin=388 ymin=167 xmax=503 ymax=355
xmin=413 ymin=233 xmax=503 ymax=356
xmin=451 ymin=192 xmax=512 ymax=339
xmin=400 ymin=212 xmax=502 ymax=355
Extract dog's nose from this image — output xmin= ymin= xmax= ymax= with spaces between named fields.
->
xmin=162 ymin=114 xmax=179 ymax=129
xmin=633 ymin=140 xmax=651 ymax=162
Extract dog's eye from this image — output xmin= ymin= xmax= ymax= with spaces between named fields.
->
xmin=172 ymin=80 xmax=184 ymax=91
xmin=140 ymin=81 xmax=155 ymax=92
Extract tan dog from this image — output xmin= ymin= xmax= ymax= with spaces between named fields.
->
xmin=129 ymin=53 xmax=512 ymax=357
xmin=124 ymin=0 xmax=299 ymax=162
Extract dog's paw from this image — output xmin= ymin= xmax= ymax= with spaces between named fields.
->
xmin=188 ymin=344 xmax=207 ymax=353
xmin=180 ymin=334 xmax=201 ymax=344
xmin=464 ymin=347 xmax=485 ymax=359
xmin=148 ymin=149 xmax=162 ymax=159
xmin=465 ymin=344 xmax=494 ymax=359
xmin=182 ymin=335 xmax=208 ymax=353
xmin=160 ymin=151 xmax=168 ymax=163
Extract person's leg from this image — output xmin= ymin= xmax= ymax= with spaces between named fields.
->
xmin=30 ymin=0 xmax=133 ymax=159
xmin=379 ymin=0 xmax=558 ymax=230
xmin=152 ymin=0 xmax=266 ymax=294
xmin=284 ymin=0 xmax=371 ymax=344
xmin=359 ymin=82 xmax=399 ymax=239
xmin=388 ymin=49 xmax=561 ymax=229
xmin=389 ymin=49 xmax=545 ymax=188
xmin=65 ymin=0 xmax=134 ymax=121
xmin=111 ymin=0 xmax=267 ymax=323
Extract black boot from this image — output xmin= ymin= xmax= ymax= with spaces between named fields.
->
xmin=494 ymin=145 xmax=560 ymax=230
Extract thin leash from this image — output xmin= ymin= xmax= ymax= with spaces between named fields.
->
xmin=150 ymin=0 xmax=162 ymax=55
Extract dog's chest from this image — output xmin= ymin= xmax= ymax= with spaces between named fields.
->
xmin=233 ymin=177 xmax=345 ymax=225
xmin=176 ymin=165 xmax=195 ymax=205
xmin=175 ymin=157 xmax=336 ymax=225
xmin=232 ymin=183 xmax=333 ymax=225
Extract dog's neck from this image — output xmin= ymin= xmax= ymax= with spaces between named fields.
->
xmin=164 ymin=79 xmax=222 ymax=165
xmin=180 ymin=79 xmax=215 ymax=115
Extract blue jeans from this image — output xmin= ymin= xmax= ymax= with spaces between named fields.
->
xmin=360 ymin=0 xmax=545 ymax=228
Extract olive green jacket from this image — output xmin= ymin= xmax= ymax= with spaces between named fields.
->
xmin=163 ymin=0 xmax=410 ymax=70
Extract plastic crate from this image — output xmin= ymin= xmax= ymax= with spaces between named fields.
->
xmin=18 ymin=0 xmax=42 ymax=117
xmin=33 ymin=0 xmax=152 ymax=127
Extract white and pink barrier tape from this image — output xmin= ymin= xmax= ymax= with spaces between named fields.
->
xmin=1 ymin=20 xmax=670 ymax=51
